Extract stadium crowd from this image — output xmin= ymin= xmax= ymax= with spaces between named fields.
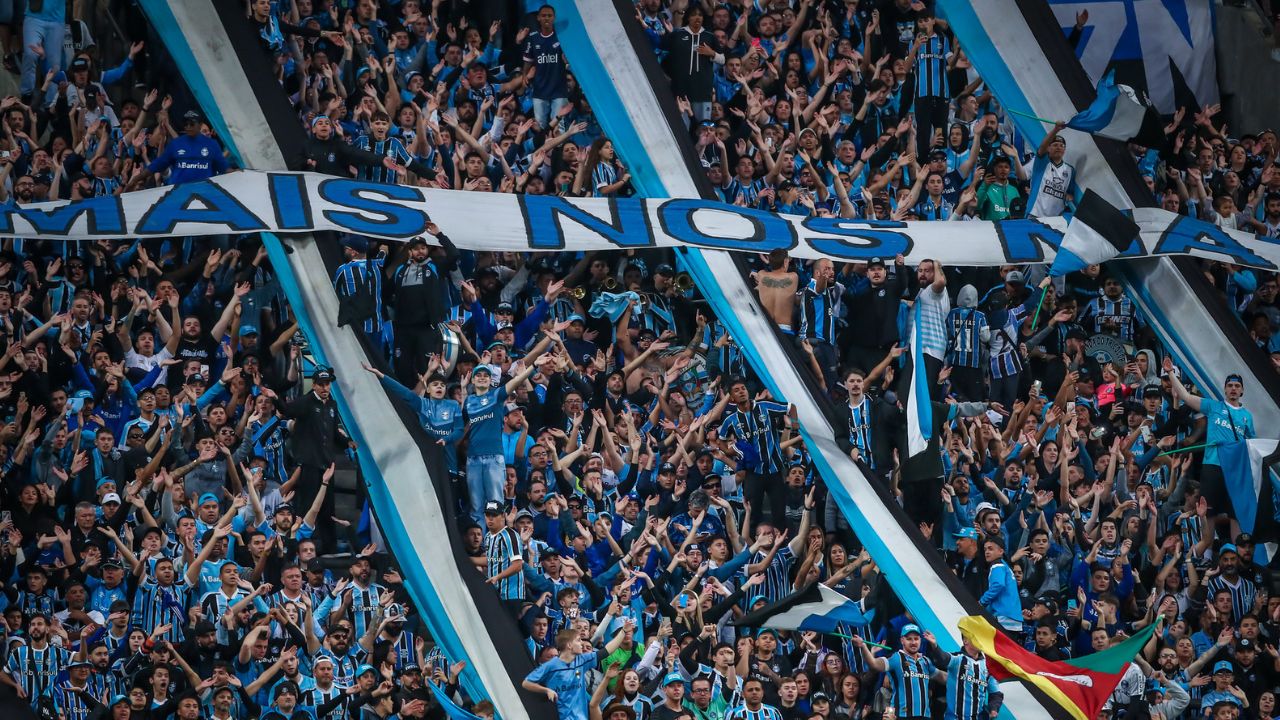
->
xmin=0 ymin=0 xmax=1276 ymax=720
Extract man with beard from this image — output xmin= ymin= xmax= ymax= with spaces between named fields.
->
xmin=316 ymin=618 xmax=360 ymax=688
xmin=0 ymin=162 xmax=36 ymax=207
xmin=387 ymin=225 xmax=458 ymax=380
xmin=330 ymin=553 xmax=386 ymax=640
xmin=4 ymin=613 xmax=72 ymax=706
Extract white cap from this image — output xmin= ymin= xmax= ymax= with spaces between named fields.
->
xmin=101 ymin=493 xmax=121 ymax=505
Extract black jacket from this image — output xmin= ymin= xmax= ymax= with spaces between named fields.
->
xmin=660 ymin=28 xmax=724 ymax=102
xmin=387 ymin=235 xmax=458 ymax=327
xmin=282 ymin=391 xmax=346 ymax=469
xmin=302 ymin=135 xmax=436 ymax=180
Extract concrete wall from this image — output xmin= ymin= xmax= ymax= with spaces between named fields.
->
xmin=1217 ymin=3 xmax=1280 ymax=132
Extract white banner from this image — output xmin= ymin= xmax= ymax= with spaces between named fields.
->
xmin=9 ymin=170 xmax=1280 ymax=271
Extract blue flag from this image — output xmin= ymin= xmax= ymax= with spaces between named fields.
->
xmin=428 ymin=682 xmax=485 ymax=720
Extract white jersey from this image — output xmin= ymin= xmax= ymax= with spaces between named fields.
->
xmin=1028 ymin=158 xmax=1075 ymax=217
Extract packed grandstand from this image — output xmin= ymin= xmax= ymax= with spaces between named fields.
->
xmin=0 ymin=0 xmax=1275 ymax=720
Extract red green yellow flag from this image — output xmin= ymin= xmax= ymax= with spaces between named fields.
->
xmin=958 ymin=615 xmax=1156 ymax=720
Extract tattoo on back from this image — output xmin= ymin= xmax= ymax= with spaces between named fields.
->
xmin=760 ymin=275 xmax=796 ymax=289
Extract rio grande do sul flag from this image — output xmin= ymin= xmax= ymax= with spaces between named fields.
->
xmin=958 ymin=615 xmax=1155 ymax=720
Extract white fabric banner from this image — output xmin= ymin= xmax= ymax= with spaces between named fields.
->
xmin=12 ymin=170 xmax=1280 ymax=271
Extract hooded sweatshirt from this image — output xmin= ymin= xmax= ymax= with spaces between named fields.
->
xmin=660 ymin=27 xmax=724 ymax=103
xmin=944 ymin=285 xmax=990 ymax=368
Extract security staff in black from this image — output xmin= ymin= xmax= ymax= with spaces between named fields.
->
xmin=388 ymin=225 xmax=458 ymax=380
xmin=281 ymin=367 xmax=347 ymax=548
xmin=302 ymin=114 xmax=435 ymax=180
xmin=841 ymin=256 xmax=905 ymax=380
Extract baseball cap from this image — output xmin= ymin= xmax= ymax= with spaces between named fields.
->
xmin=954 ymin=527 xmax=980 ymax=541
xmin=101 ymin=493 xmax=121 ymax=505
xmin=661 ymin=672 xmax=684 ymax=687
xmin=194 ymin=620 xmax=217 ymax=636
xmin=567 ymin=314 xmax=586 ymax=324
xmin=777 ymin=179 xmax=797 ymax=192
xmin=275 ymin=502 xmax=294 ymax=514
xmin=1214 ymin=660 xmax=1234 ymax=674
xmin=483 ymin=501 xmax=503 ymax=515
xmin=496 ymin=301 xmax=515 ymax=313
xmin=901 ymin=624 xmax=922 ymax=637
xmin=198 ymin=493 xmax=220 ymax=507
xmin=1220 ymin=543 xmax=1239 ymax=556
xmin=811 ymin=692 xmax=830 ymax=703
xmin=928 ymin=148 xmax=948 ymax=160
xmin=867 ymin=256 xmax=886 ymax=268
xmin=1005 ymin=270 xmax=1026 ymax=285
xmin=182 ymin=109 xmax=202 ymax=124
xmin=1237 ymin=638 xmax=1257 ymax=652
xmin=472 ymin=365 xmax=493 ymax=376
xmin=70 ymin=57 xmax=90 ymax=72
xmin=654 ymin=264 xmax=675 ymax=277
xmin=356 ymin=664 xmax=378 ymax=678
xmin=1033 ymin=596 xmax=1058 ymax=612
xmin=313 ymin=367 xmax=336 ymax=384
xmin=239 ymin=324 xmax=259 ymax=337
xmin=1236 ymin=533 xmax=1255 ymax=545
xmin=188 ymin=372 xmax=207 ymax=384
xmin=514 ymin=509 xmax=534 ymax=522
xmin=659 ymin=462 xmax=676 ymax=474
xmin=505 ymin=402 xmax=524 ymax=415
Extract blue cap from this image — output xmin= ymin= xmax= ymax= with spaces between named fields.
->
xmin=901 ymin=624 xmax=922 ymax=637
xmin=1220 ymin=543 xmax=1239 ymax=556
xmin=1214 ymin=660 xmax=1234 ymax=674
xmin=954 ymin=527 xmax=980 ymax=540
xmin=198 ymin=493 xmax=220 ymax=507
xmin=95 ymin=476 xmax=116 ymax=489
xmin=357 ymin=664 xmax=378 ymax=677
xmin=567 ymin=314 xmax=585 ymax=324
xmin=662 ymin=672 xmax=684 ymax=687
xmin=756 ymin=628 xmax=778 ymax=638
xmin=1146 ymin=680 xmax=1164 ymax=694
xmin=239 ymin=324 xmax=259 ymax=337
xmin=109 ymin=695 xmax=129 ymax=707
xmin=747 ymin=595 xmax=767 ymax=608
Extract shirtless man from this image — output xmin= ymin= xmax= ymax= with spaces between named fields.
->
xmin=753 ymin=249 xmax=800 ymax=333
xmin=616 ymin=299 xmax=697 ymax=394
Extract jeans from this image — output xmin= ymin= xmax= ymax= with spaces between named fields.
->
xmin=532 ymin=97 xmax=569 ymax=130
xmin=21 ymin=16 xmax=63 ymax=96
xmin=466 ymin=453 xmax=505 ymax=520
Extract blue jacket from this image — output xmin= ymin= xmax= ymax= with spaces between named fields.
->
xmin=980 ymin=560 xmax=1022 ymax=625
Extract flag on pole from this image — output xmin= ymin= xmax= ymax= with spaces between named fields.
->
xmin=1048 ymin=190 xmax=1139 ymax=277
xmin=959 ymin=615 xmax=1156 ymax=720
xmin=905 ymin=301 xmax=932 ymax=457
xmin=732 ymin=582 xmax=874 ymax=633
xmin=1065 ymin=69 xmax=1165 ymax=147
